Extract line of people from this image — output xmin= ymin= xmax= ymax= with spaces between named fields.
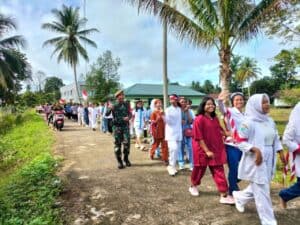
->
xmin=107 ymin=89 xmax=299 ymax=225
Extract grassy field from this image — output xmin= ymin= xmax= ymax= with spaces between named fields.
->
xmin=269 ymin=107 xmax=294 ymax=186
xmin=0 ymin=110 xmax=62 ymax=225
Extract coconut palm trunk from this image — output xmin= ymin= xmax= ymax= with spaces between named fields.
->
xmin=73 ymin=65 xmax=81 ymax=103
xmin=162 ymin=0 xmax=168 ymax=111
xmin=219 ymin=47 xmax=232 ymax=96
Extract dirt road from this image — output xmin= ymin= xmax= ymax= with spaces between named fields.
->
xmin=54 ymin=120 xmax=300 ymax=225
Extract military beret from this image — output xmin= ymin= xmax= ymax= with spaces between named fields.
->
xmin=114 ymin=90 xmax=124 ymax=98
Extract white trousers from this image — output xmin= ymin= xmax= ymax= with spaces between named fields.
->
xmin=235 ymin=182 xmax=277 ymax=225
xmin=78 ymin=113 xmax=82 ymax=125
xmin=91 ymin=118 xmax=97 ymax=129
xmin=167 ymin=141 xmax=181 ymax=167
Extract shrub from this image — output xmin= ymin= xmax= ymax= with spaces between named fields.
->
xmin=280 ymin=88 xmax=300 ymax=106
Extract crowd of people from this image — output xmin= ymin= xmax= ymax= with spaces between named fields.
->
xmin=38 ymin=90 xmax=300 ymax=225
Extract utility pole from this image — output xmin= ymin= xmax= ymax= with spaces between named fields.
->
xmin=162 ymin=0 xmax=168 ymax=111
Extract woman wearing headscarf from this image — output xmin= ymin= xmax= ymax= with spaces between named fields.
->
xmin=149 ymin=99 xmax=168 ymax=165
xmin=279 ymin=102 xmax=300 ymax=209
xmin=233 ymin=94 xmax=286 ymax=225
xmin=218 ymin=92 xmax=245 ymax=200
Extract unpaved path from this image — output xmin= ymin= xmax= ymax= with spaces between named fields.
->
xmin=54 ymin=120 xmax=300 ymax=225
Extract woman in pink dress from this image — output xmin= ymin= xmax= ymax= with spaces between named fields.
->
xmin=189 ymin=96 xmax=234 ymax=204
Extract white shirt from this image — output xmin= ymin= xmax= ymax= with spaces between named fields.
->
xmin=237 ymin=118 xmax=282 ymax=184
xmin=283 ymin=120 xmax=300 ymax=177
xmin=132 ymin=108 xmax=146 ymax=129
xmin=218 ymin=100 xmax=244 ymax=147
xmin=165 ymin=105 xmax=182 ymax=141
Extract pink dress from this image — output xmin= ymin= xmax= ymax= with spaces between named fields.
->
xmin=192 ymin=115 xmax=227 ymax=166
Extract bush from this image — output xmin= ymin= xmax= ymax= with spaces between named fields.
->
xmin=280 ymin=88 xmax=300 ymax=106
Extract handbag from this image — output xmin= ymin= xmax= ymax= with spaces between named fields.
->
xmin=184 ymin=128 xmax=193 ymax=137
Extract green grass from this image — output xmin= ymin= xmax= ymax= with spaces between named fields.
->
xmin=0 ymin=110 xmax=63 ymax=225
xmin=269 ymin=107 xmax=296 ymax=186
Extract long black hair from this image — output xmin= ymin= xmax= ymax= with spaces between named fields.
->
xmin=196 ymin=96 xmax=216 ymax=117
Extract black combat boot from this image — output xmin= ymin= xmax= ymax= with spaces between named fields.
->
xmin=124 ymin=155 xmax=131 ymax=167
xmin=116 ymin=156 xmax=125 ymax=169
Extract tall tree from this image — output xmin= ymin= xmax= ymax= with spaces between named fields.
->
xmin=126 ymin=0 xmax=285 ymax=97
xmin=42 ymin=5 xmax=99 ymax=103
xmin=44 ymin=76 xmax=64 ymax=101
xmin=85 ymin=50 xmax=121 ymax=102
xmin=0 ymin=13 xmax=31 ymax=90
xmin=32 ymin=70 xmax=46 ymax=92
xmin=235 ymin=57 xmax=261 ymax=96
xmin=270 ymin=47 xmax=300 ymax=89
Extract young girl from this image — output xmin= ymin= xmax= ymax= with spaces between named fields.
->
xmin=132 ymin=100 xmax=147 ymax=150
xmin=280 ymin=102 xmax=300 ymax=209
xmin=178 ymin=97 xmax=194 ymax=170
xmin=218 ymin=92 xmax=245 ymax=200
xmin=233 ymin=94 xmax=286 ymax=225
xmin=149 ymin=99 xmax=168 ymax=165
xmin=189 ymin=97 xmax=234 ymax=204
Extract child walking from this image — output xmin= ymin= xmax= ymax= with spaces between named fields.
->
xmin=132 ymin=100 xmax=147 ymax=150
xmin=189 ymin=97 xmax=234 ymax=204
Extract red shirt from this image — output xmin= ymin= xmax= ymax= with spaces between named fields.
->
xmin=192 ymin=115 xmax=227 ymax=166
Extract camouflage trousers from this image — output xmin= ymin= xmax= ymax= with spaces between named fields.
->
xmin=113 ymin=126 xmax=130 ymax=158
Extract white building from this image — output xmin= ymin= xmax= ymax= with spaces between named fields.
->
xmin=60 ymin=81 xmax=86 ymax=103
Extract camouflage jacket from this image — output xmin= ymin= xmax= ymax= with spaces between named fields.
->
xmin=111 ymin=101 xmax=132 ymax=127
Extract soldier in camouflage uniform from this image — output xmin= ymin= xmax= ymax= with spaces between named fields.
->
xmin=107 ymin=90 xmax=132 ymax=169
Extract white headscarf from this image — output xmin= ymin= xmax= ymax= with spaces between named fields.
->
xmin=289 ymin=102 xmax=300 ymax=125
xmin=245 ymin=94 xmax=270 ymax=122
xmin=150 ymin=99 xmax=156 ymax=111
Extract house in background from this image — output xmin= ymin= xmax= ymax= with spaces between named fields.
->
xmin=60 ymin=81 xmax=86 ymax=103
xmin=124 ymin=83 xmax=205 ymax=108
xmin=273 ymin=91 xmax=292 ymax=108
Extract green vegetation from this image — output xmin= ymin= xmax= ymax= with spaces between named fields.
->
xmin=269 ymin=107 xmax=296 ymax=186
xmin=0 ymin=110 xmax=62 ymax=225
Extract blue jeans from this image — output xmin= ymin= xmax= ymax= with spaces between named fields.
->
xmin=178 ymin=136 xmax=193 ymax=168
xmin=279 ymin=177 xmax=300 ymax=202
xmin=226 ymin=145 xmax=242 ymax=195
xmin=101 ymin=118 xmax=108 ymax=132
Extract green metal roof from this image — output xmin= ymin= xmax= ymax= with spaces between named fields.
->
xmin=124 ymin=83 xmax=205 ymax=96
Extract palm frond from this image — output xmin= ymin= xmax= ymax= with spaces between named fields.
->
xmin=77 ymin=28 xmax=99 ymax=36
xmin=41 ymin=23 xmax=66 ymax=33
xmin=75 ymin=40 xmax=89 ymax=62
xmin=0 ymin=15 xmax=17 ymax=36
xmin=78 ymin=36 xmax=98 ymax=48
xmin=0 ymin=35 xmax=26 ymax=48
xmin=42 ymin=36 xmax=64 ymax=47
xmin=188 ymin=0 xmax=218 ymax=36
xmin=126 ymin=0 xmax=216 ymax=48
xmin=236 ymin=0 xmax=281 ymax=43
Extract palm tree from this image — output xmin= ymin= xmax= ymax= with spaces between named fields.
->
xmin=126 ymin=0 xmax=283 ymax=96
xmin=42 ymin=5 xmax=99 ymax=103
xmin=0 ymin=13 xmax=29 ymax=89
xmin=236 ymin=57 xmax=261 ymax=97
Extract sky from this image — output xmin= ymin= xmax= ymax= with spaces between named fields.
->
xmin=0 ymin=0 xmax=294 ymax=88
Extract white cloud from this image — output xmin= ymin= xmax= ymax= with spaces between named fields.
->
xmin=0 ymin=0 xmax=295 ymax=90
